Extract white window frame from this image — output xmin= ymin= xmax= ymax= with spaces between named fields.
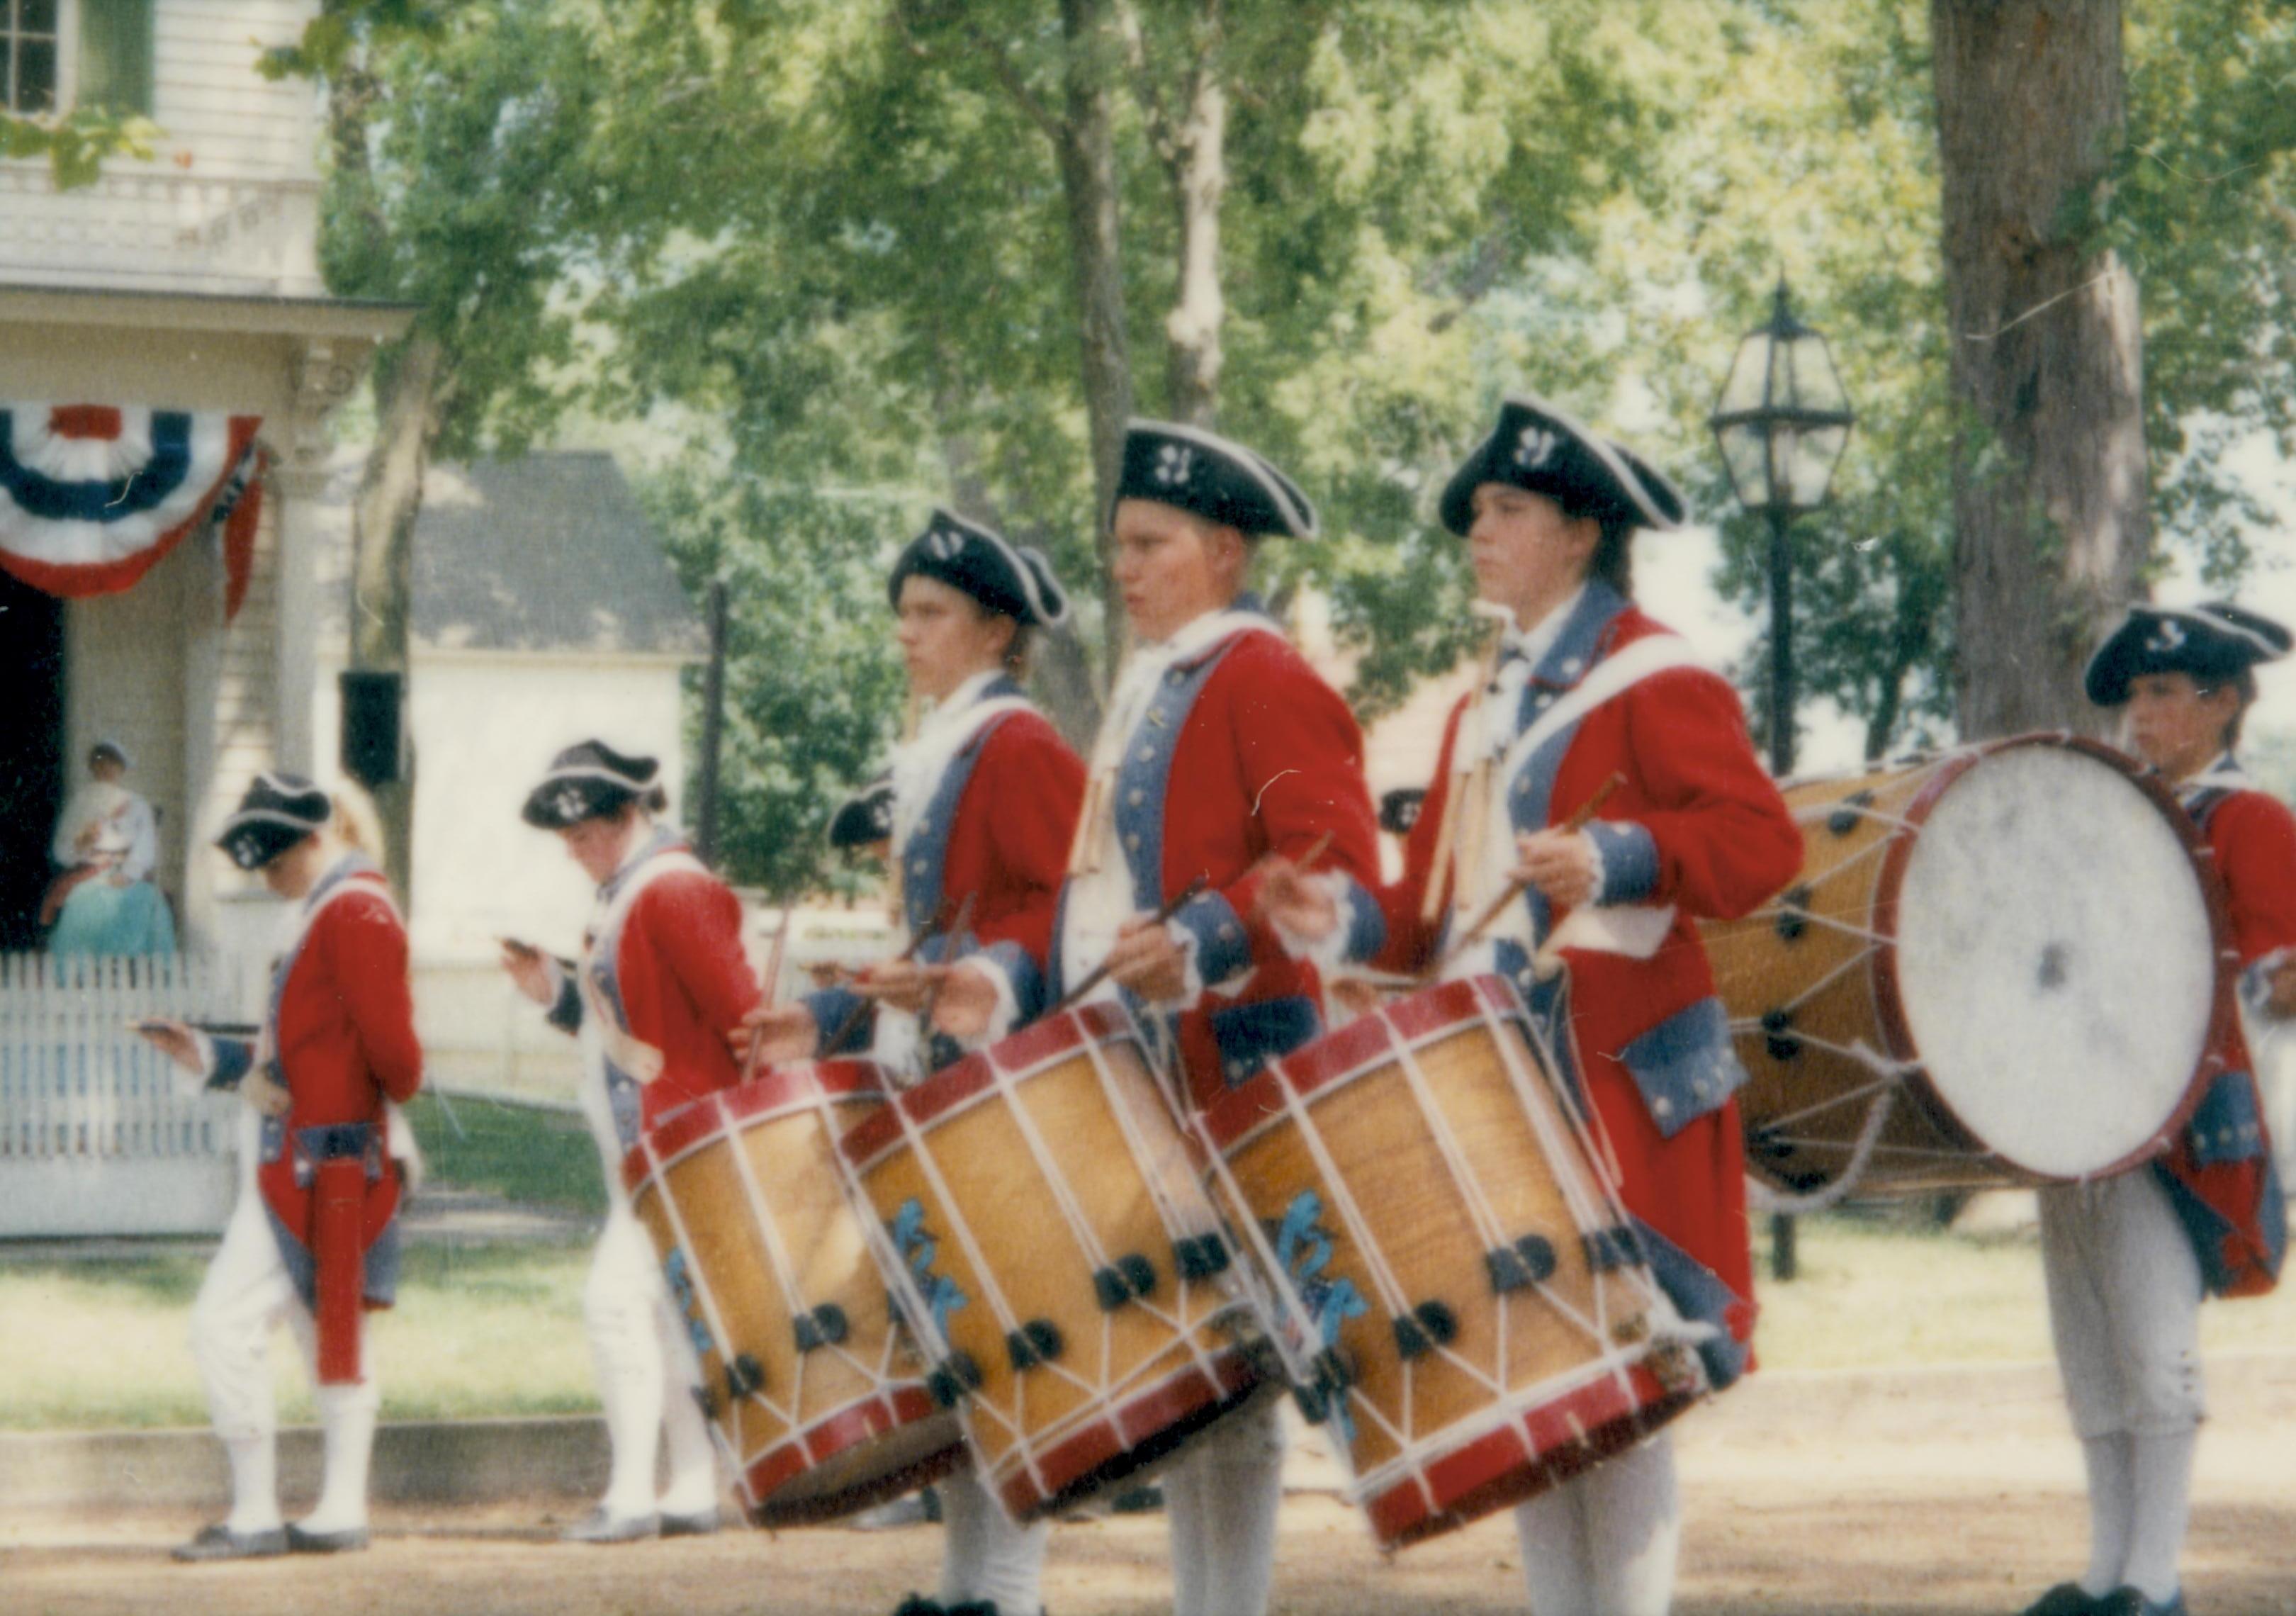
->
xmin=3 ymin=0 xmax=79 ymax=117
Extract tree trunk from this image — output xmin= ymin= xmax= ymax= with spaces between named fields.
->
xmin=349 ymin=332 xmax=444 ymax=898
xmin=1162 ymin=62 xmax=1225 ymax=425
xmin=1931 ymin=0 xmax=2149 ymax=741
xmin=1054 ymin=0 xmax=1136 ymax=687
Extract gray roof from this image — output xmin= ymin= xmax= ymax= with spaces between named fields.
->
xmin=318 ymin=451 xmax=705 ymax=658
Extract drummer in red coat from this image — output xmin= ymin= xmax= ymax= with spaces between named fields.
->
xmin=743 ymin=510 xmax=1085 ymax=1616
xmin=2017 ymin=603 xmax=2296 ymax=1616
xmin=140 ymin=775 xmax=424 ymax=1561
xmin=1050 ymin=420 xmax=1384 ymax=1616
xmin=1268 ymin=393 xmax=1799 ymax=1616
xmin=505 ymin=741 xmax=758 ymax=1543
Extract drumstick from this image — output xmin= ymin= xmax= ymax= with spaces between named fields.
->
xmin=819 ymin=898 xmax=955 ymax=1056
xmin=913 ymin=892 xmax=978 ymax=1038
xmin=738 ymin=914 xmax=796 ymax=1083
xmin=1421 ymin=772 xmax=1623 ymax=983
xmin=1049 ymin=875 xmax=1212 ymax=1014
xmin=1422 ymin=611 xmax=1511 ymax=924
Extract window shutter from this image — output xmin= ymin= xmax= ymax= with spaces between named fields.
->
xmin=78 ymin=0 xmax=152 ymax=116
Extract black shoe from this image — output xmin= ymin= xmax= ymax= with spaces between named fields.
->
xmin=891 ymin=1598 xmax=945 ymax=1616
xmin=172 ymin=1523 xmax=288 ymax=1563
xmin=2095 ymin=1590 xmax=2186 ymax=1616
xmin=285 ymin=1522 xmax=370 ymax=1554
xmin=660 ymin=1506 xmax=720 ymax=1539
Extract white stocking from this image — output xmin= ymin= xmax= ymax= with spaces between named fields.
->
xmin=2122 ymin=1427 xmax=2195 ymax=1606
xmin=305 ymin=1377 xmax=381 ymax=1532
xmin=587 ymin=1211 xmax=669 ymax=1519
xmin=1582 ymin=1432 xmax=1681 ymax=1616
xmin=1514 ymin=1481 xmax=1595 ymax=1616
xmin=939 ymin=1464 xmax=1048 ymax=1615
xmin=2078 ymin=1432 xmax=2135 ymax=1597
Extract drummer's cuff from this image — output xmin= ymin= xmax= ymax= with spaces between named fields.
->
xmin=1170 ymin=890 xmax=1254 ymax=1004
xmin=1271 ymin=871 xmax=1386 ymax=974
xmin=206 ymin=1035 xmax=249 ymax=1092
xmin=545 ymin=960 xmax=583 ymax=1035
xmin=1585 ymin=821 xmax=1658 ymax=906
xmin=2241 ymin=948 xmax=2292 ymax=1018
xmin=961 ymin=946 xmax=1030 ymax=1046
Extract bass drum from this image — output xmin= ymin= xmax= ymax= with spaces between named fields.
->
xmin=1701 ymin=732 xmax=2235 ymax=1201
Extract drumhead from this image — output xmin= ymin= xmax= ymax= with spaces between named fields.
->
xmin=1892 ymin=741 xmax=2216 ymax=1179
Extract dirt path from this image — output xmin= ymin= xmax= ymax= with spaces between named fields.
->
xmin=11 ymin=1478 xmax=2296 ymax=1616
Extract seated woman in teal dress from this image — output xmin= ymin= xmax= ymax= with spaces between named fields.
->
xmin=44 ymin=740 xmax=176 ymax=958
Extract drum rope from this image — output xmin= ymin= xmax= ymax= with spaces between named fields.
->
xmin=882 ymin=1065 xmax=1069 ymax=1495
xmin=1738 ymin=1061 xmax=1902 ymax=1131
xmin=1079 ymin=1017 xmax=1232 ymax=1390
xmin=1745 ymin=1086 xmax=1898 ymax=1215
xmin=1740 ymin=907 xmax=1898 ymax=950
xmin=1381 ymin=1012 xmax=1558 ymax=1409
xmin=971 ymin=1028 xmax=1225 ymax=1430
xmin=1478 ymin=988 xmax=1658 ymax=1413
xmin=1189 ymin=1123 xmax=1434 ymax=1502
xmin=1788 ymin=798 xmax=1921 ymax=836
xmin=638 ymin=1107 xmax=799 ymax=1439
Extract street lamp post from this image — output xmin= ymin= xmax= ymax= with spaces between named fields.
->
xmin=1709 ymin=278 xmax=1854 ymax=1280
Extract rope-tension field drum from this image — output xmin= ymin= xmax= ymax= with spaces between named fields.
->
xmin=1197 ymin=975 xmax=1707 ymax=1550
xmin=625 ymin=1062 xmax=964 ymax=1525
xmin=1701 ymin=732 xmax=2237 ymax=1204
xmin=840 ymin=1001 xmax=1263 ymax=1522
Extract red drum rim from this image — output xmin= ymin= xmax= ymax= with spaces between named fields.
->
xmin=838 ymin=999 xmax=1135 ymax=1169
xmin=1360 ymin=1362 xmax=1698 ymax=1549
xmin=992 ymin=1345 xmax=1262 ymax=1522
xmin=1868 ymin=731 xmax=2235 ymax=1180
xmin=740 ymin=1384 xmax=965 ymax=1527
xmin=1196 ymin=975 xmax=1514 ymax=1153
xmin=624 ymin=1060 xmax=888 ymax=1197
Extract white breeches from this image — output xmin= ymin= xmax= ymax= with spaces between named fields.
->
xmin=190 ymin=1188 xmax=377 ymax=1444
xmin=1164 ymin=1393 xmax=1286 ymax=1616
xmin=190 ymin=1186 xmax=381 ymax=1531
xmin=1512 ymin=1430 xmax=1682 ymax=1616
xmin=586 ymin=1201 xmax=720 ymax=1517
xmin=939 ymin=1462 xmax=1049 ymax=1615
xmin=2038 ymin=1172 xmax=2206 ymax=1440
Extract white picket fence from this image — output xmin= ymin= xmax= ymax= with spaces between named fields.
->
xmin=0 ymin=953 xmax=259 ymax=1238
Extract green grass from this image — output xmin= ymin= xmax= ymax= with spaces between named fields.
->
xmin=9 ymin=1209 xmax=2296 ymax=1431
xmin=0 ymin=1243 xmax=597 ymax=1430
xmin=404 ymin=1091 xmax=607 ymax=1216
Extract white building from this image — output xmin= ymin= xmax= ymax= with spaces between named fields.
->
xmin=0 ymin=0 xmax=408 ymax=1233
xmin=310 ymin=450 xmax=707 ymax=1094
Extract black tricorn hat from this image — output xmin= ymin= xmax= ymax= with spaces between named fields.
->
xmin=1112 ymin=420 xmax=1317 ymax=540
xmin=215 ymin=771 xmax=331 ymax=871
xmin=522 ymin=740 xmax=663 ymax=829
xmin=1439 ymin=393 xmax=1687 ymax=538
xmin=2083 ymin=601 xmax=2292 ymax=707
xmin=1378 ymin=787 xmax=1426 ymax=837
xmin=828 ymin=773 xmax=896 ymax=852
xmin=887 ymin=508 xmax=1069 ymax=627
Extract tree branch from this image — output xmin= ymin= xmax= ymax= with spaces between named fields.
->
xmin=889 ymin=0 xmax=1063 ymax=143
xmin=1115 ymin=0 xmax=1181 ymax=174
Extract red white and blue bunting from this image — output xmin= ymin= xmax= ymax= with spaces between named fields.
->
xmin=0 ymin=405 xmax=267 ymax=619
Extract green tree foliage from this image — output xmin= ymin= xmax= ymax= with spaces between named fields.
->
xmin=641 ymin=467 xmax=908 ymax=900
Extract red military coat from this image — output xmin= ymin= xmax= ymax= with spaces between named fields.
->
xmin=815 ymin=695 xmax=1086 ymax=1062
xmin=551 ymin=834 xmax=761 ymax=1143
xmin=216 ymin=860 xmax=424 ymax=1310
xmin=1375 ymin=584 xmax=1801 ymax=1381
xmin=2158 ymin=765 xmax=2296 ymax=1296
xmin=1052 ymin=606 xmax=1385 ymax=1113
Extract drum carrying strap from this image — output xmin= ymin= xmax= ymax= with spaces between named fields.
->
xmin=1455 ymin=633 xmax=1704 ymax=941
